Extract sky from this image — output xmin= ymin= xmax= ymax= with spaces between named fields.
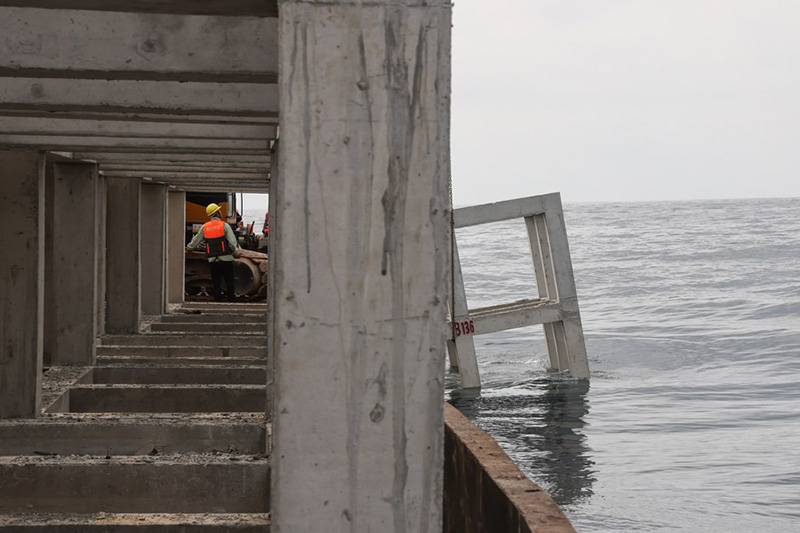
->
xmin=247 ymin=1 xmax=800 ymax=211
xmin=451 ymin=0 xmax=800 ymax=204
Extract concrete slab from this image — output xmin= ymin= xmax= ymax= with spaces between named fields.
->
xmin=90 ymin=366 xmax=266 ymax=385
xmin=0 ymin=455 xmax=269 ymax=513
xmin=0 ymin=513 xmax=270 ymax=531
xmin=149 ymin=323 xmax=267 ymax=333
xmin=101 ymin=335 xmax=267 ymax=347
xmin=95 ymin=356 xmax=267 ymax=367
xmin=96 ymin=346 xmax=268 ymax=358
xmin=60 ymin=385 xmax=266 ymax=413
xmin=0 ymin=413 xmax=267 ymax=455
xmin=159 ymin=314 xmax=266 ymax=324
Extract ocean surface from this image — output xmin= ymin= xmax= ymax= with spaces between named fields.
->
xmin=243 ymin=198 xmax=800 ymax=532
xmin=449 ymin=197 xmax=800 ymax=532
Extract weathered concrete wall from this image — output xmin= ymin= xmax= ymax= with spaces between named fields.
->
xmin=272 ymin=1 xmax=452 ymax=531
xmin=0 ymin=150 xmax=45 ymax=418
xmin=105 ymin=178 xmax=141 ymax=333
xmin=46 ymin=162 xmax=100 ymax=365
xmin=140 ymin=183 xmax=167 ymax=315
xmin=443 ymin=404 xmax=576 ymax=533
xmin=166 ymin=190 xmax=186 ymax=305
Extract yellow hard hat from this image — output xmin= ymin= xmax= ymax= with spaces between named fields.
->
xmin=206 ymin=203 xmax=222 ymax=217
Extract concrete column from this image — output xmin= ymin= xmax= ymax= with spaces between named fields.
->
xmin=45 ymin=162 xmax=100 ymax=365
xmin=272 ymin=2 xmax=452 ymax=531
xmin=140 ymin=183 xmax=167 ymax=316
xmin=105 ymin=178 xmax=141 ymax=334
xmin=43 ymin=164 xmax=55 ymax=367
xmin=0 ymin=150 xmax=45 ymax=418
xmin=95 ymin=176 xmax=107 ymax=336
xmin=166 ymin=190 xmax=185 ymax=306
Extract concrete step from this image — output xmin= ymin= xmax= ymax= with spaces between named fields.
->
xmin=0 ymin=413 xmax=267 ymax=456
xmin=49 ymin=385 xmax=266 ymax=414
xmin=96 ymin=356 xmax=267 ymax=367
xmin=101 ymin=335 xmax=267 ymax=347
xmin=160 ymin=314 xmax=267 ymax=324
xmin=96 ymin=346 xmax=268 ymax=358
xmin=149 ymin=322 xmax=266 ymax=334
xmin=89 ymin=366 xmax=266 ymax=385
xmin=0 ymin=513 xmax=270 ymax=531
xmin=0 ymin=455 xmax=269 ymax=513
xmin=180 ymin=302 xmax=268 ymax=312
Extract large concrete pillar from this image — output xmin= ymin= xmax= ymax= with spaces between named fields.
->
xmin=140 ymin=183 xmax=167 ymax=316
xmin=272 ymin=2 xmax=452 ymax=531
xmin=166 ymin=190 xmax=186 ymax=306
xmin=44 ymin=162 xmax=100 ymax=365
xmin=105 ymin=178 xmax=141 ymax=334
xmin=0 ymin=150 xmax=45 ymax=418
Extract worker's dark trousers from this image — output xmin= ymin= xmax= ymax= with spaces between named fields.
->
xmin=209 ymin=260 xmax=236 ymax=302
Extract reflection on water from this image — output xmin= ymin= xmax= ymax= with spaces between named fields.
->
xmin=449 ymin=379 xmax=595 ymax=508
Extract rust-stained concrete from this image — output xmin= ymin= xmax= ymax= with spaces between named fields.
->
xmin=444 ymin=403 xmax=577 ymax=533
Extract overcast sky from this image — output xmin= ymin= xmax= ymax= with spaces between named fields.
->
xmin=452 ymin=0 xmax=800 ymax=205
xmin=247 ymin=2 xmax=800 ymax=212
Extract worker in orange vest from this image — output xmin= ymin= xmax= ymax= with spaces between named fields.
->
xmin=186 ymin=203 xmax=241 ymax=302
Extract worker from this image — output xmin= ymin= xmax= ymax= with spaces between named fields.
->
xmin=186 ymin=203 xmax=241 ymax=302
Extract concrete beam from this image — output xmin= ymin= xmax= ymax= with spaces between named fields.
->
xmin=140 ymin=183 xmax=167 ymax=315
xmin=74 ymin=152 xmax=271 ymax=164
xmin=102 ymin=170 xmax=267 ymax=181
xmin=0 ymin=456 xmax=269 ymax=513
xmin=65 ymin=385 xmax=265 ymax=413
xmin=0 ymin=109 xmax=279 ymax=125
xmin=0 ymin=0 xmax=279 ymax=16
xmin=0 ymin=8 xmax=277 ymax=83
xmin=0 ymin=150 xmax=45 ymax=418
xmin=46 ymin=162 xmax=100 ymax=365
xmin=166 ymin=190 xmax=185 ymax=305
xmin=0 ymin=117 xmax=276 ymax=140
xmin=0 ymin=78 xmax=278 ymax=116
xmin=101 ymin=164 xmax=268 ymax=173
xmin=0 ymin=413 xmax=267 ymax=455
xmin=272 ymin=1 xmax=452 ymax=530
xmin=0 ymin=135 xmax=270 ymax=152
xmin=105 ymin=178 xmax=141 ymax=334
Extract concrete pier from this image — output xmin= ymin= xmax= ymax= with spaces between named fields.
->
xmin=140 ymin=183 xmax=167 ymax=316
xmin=0 ymin=1 xmax=578 ymax=530
xmin=105 ymin=178 xmax=141 ymax=334
xmin=0 ymin=150 xmax=45 ymax=419
xmin=46 ymin=162 xmax=101 ymax=365
xmin=166 ymin=190 xmax=186 ymax=306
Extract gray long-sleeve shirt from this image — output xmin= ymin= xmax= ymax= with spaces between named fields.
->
xmin=185 ymin=218 xmax=240 ymax=262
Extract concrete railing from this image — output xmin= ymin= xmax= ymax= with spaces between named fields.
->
xmin=443 ymin=403 xmax=576 ymax=533
xmin=447 ymin=193 xmax=589 ymax=389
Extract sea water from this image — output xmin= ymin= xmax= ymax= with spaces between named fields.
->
xmin=450 ymin=197 xmax=800 ymax=532
xmin=243 ymin=198 xmax=800 ymax=531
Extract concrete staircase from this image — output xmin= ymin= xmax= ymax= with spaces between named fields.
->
xmin=0 ymin=303 xmax=271 ymax=531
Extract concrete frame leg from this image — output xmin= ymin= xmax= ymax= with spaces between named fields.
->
xmin=140 ymin=183 xmax=167 ymax=316
xmin=45 ymin=162 xmax=100 ymax=365
xmin=0 ymin=150 xmax=45 ymax=418
xmin=105 ymin=178 xmax=141 ymax=334
xmin=445 ymin=240 xmax=481 ymax=389
xmin=272 ymin=1 xmax=452 ymax=530
xmin=166 ymin=190 xmax=185 ymax=306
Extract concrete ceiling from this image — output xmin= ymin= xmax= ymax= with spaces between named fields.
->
xmin=0 ymin=2 xmax=278 ymax=193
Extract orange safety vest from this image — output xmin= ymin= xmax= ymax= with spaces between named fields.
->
xmin=202 ymin=220 xmax=229 ymax=258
